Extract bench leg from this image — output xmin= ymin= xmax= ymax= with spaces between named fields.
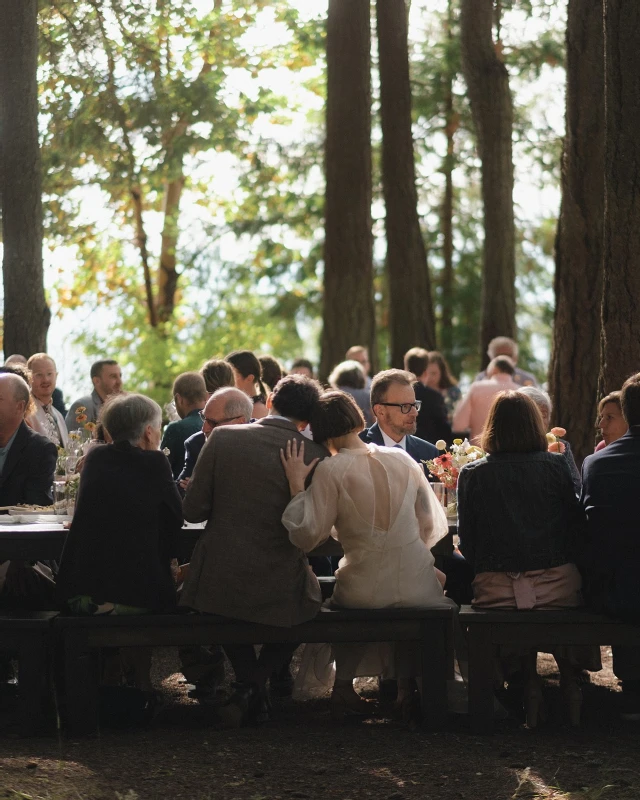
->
xmin=419 ymin=620 xmax=448 ymax=729
xmin=64 ymin=631 xmax=99 ymax=735
xmin=468 ymin=625 xmax=494 ymax=734
xmin=17 ymin=634 xmax=48 ymax=737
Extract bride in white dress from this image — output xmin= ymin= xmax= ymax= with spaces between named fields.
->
xmin=281 ymin=390 xmax=454 ymax=718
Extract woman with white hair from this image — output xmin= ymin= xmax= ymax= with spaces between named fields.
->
xmin=56 ymin=394 xmax=183 ymax=693
xmin=518 ymin=386 xmax=581 ymax=493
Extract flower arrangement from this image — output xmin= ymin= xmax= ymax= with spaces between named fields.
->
xmin=424 ymin=438 xmax=485 ymax=489
xmin=546 ymin=426 xmax=566 ymax=454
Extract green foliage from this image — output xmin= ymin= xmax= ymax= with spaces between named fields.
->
xmin=37 ymin=0 xmax=565 ymax=391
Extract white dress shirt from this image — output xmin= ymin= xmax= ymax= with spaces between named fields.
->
xmin=380 ymin=429 xmax=407 ymax=450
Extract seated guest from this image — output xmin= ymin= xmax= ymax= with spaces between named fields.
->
xmin=453 ymin=356 xmax=519 ymax=442
xmin=581 ymin=374 xmax=640 ymax=717
xmin=0 ymin=373 xmax=58 ymax=609
xmin=178 ymin=359 xmax=237 ymax=475
xmin=403 ymin=348 xmax=452 ymax=445
xmin=161 ymin=372 xmax=208 ymax=479
xmin=258 ymin=354 xmax=285 ymax=391
xmin=180 ymin=375 xmax=328 ymax=726
xmin=361 ymin=369 xmax=472 ymax=607
xmin=458 ymin=391 xmax=598 ymax=727
xmin=290 ymin=358 xmax=314 ymax=379
xmin=345 ymin=345 xmax=372 ymax=390
xmin=474 ymin=336 xmax=538 ymax=387
xmin=176 ymin=387 xmax=253 ymax=491
xmin=7 ymin=353 xmax=68 ymax=418
xmin=66 ymin=359 xmax=123 ymax=430
xmin=201 ymin=358 xmax=235 ymax=396
xmin=360 ymin=369 xmax=438 ymax=468
xmin=225 ymin=350 xmax=269 ymax=419
xmin=56 ymin=394 xmax=183 ymax=693
xmin=425 ymin=351 xmax=462 ymax=425
xmin=281 ymin=391 xmax=453 ymax=719
xmin=595 ymin=391 xmax=627 ymax=451
xmin=26 ymin=353 xmax=68 ymax=448
xmin=0 ymin=373 xmax=57 ymax=507
xmin=328 ymin=360 xmax=373 ymax=426
xmin=518 ymin=385 xmax=581 ymax=493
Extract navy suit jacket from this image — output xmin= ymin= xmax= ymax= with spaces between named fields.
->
xmin=0 ymin=421 xmax=57 ymax=507
xmin=581 ymin=429 xmax=640 ymax=614
xmin=359 ymin=422 xmax=438 ymax=476
xmin=176 ymin=430 xmax=206 ymax=490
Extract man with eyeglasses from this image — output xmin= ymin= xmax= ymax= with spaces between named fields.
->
xmin=176 ymin=387 xmax=253 ymax=491
xmin=360 ymin=369 xmax=439 ymax=469
xmin=161 ymin=372 xmax=208 ymax=478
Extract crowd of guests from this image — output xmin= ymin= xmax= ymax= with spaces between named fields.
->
xmin=0 ymin=335 xmax=638 ymax=728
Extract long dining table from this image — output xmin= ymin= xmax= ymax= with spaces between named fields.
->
xmin=0 ymin=519 xmax=456 ymax=563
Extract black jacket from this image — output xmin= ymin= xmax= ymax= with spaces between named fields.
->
xmin=0 ymin=421 xmax=57 ymax=507
xmin=413 ymin=382 xmax=452 ymax=446
xmin=458 ymin=451 xmax=585 ymax=574
xmin=57 ymin=442 xmax=183 ymax=611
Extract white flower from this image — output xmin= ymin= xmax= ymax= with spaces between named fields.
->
xmin=435 ymin=439 xmax=447 ymax=451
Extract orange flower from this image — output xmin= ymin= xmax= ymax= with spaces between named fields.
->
xmin=76 ymin=414 xmax=88 ymax=423
xmin=84 ymin=421 xmax=96 ymax=432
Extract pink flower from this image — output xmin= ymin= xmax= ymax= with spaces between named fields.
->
xmin=550 ymin=426 xmax=567 ymax=438
xmin=548 ymin=441 xmax=566 ymax=454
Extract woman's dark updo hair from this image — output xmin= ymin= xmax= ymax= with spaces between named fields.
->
xmin=225 ymin=350 xmax=267 ymax=400
xmin=310 ymin=390 xmax=365 ymax=445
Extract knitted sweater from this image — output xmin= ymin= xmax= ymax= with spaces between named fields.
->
xmin=457 ymin=450 xmax=586 ymax=574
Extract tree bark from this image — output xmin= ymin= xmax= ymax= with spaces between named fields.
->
xmin=0 ymin=0 xmax=50 ymax=357
xmin=377 ymin=0 xmax=435 ymax=368
xmin=599 ymin=1 xmax=640 ymax=397
xmin=460 ymin=0 xmax=516 ymax=369
xmin=440 ymin=0 xmax=457 ymax=356
xmin=549 ymin=0 xmax=604 ymax=465
xmin=157 ymin=164 xmax=185 ymax=324
xmin=319 ymin=0 xmax=376 ymax=381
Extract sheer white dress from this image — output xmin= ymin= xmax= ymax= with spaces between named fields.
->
xmin=282 ymin=443 xmax=454 ymax=685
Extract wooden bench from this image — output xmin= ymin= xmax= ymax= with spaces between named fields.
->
xmin=54 ymin=605 xmax=453 ymax=735
xmin=460 ymin=605 xmax=640 ymax=733
xmin=0 ymin=611 xmax=58 ymax=736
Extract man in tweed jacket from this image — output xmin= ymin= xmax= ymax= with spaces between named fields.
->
xmin=180 ymin=374 xmax=328 ymax=725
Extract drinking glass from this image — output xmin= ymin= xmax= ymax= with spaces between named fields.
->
xmin=432 ymin=482 xmax=446 ymax=508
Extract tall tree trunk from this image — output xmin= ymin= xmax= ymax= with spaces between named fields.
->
xmin=600 ymin=1 xmax=640 ymax=395
xmin=377 ymin=0 xmax=435 ymax=368
xmin=440 ymin=0 xmax=457 ymax=356
xmin=319 ymin=0 xmax=376 ymax=381
xmin=549 ymin=0 xmax=604 ymax=465
xmin=0 ymin=0 xmax=50 ymax=357
xmin=157 ymin=171 xmax=185 ymax=324
xmin=460 ymin=0 xmax=516 ymax=369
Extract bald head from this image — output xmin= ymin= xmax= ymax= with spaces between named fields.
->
xmin=202 ymin=387 xmax=253 ymax=439
xmin=0 ymin=373 xmax=31 ymax=443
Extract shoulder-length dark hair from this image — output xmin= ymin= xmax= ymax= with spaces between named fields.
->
xmin=311 ymin=390 xmax=365 ymax=444
xmin=480 ymin=391 xmax=547 ymax=454
xmin=427 ymin=351 xmax=458 ymax=389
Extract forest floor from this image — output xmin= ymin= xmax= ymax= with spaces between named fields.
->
xmin=1 ymin=648 xmax=639 ymax=800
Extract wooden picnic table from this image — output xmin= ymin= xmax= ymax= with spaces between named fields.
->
xmin=0 ymin=521 xmax=457 ymax=563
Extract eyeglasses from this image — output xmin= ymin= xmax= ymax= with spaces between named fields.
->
xmin=199 ymin=412 xmax=243 ymax=428
xmin=376 ymin=401 xmax=422 ymax=414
